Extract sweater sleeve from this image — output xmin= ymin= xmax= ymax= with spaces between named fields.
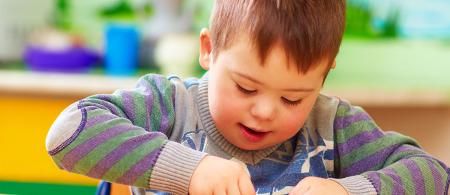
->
xmin=331 ymin=100 xmax=449 ymax=195
xmin=45 ymin=74 xmax=206 ymax=194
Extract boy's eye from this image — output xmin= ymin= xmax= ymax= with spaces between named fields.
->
xmin=282 ymin=97 xmax=302 ymax=106
xmin=236 ymin=84 xmax=256 ymax=94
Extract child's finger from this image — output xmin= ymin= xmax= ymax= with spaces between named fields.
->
xmin=213 ymin=188 xmax=227 ymax=195
xmin=238 ymin=173 xmax=256 ymax=195
xmin=226 ymin=183 xmax=241 ymax=195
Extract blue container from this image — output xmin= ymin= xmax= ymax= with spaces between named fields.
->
xmin=105 ymin=24 xmax=139 ymax=76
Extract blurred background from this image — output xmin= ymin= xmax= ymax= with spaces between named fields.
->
xmin=0 ymin=0 xmax=449 ymax=194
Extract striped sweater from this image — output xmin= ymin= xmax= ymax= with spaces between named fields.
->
xmin=46 ymin=74 xmax=449 ymax=195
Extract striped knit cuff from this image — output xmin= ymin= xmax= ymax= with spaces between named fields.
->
xmin=329 ymin=175 xmax=378 ymax=195
xmin=149 ymin=141 xmax=207 ymax=195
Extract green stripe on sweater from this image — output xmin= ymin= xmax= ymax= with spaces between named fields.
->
xmin=335 ymin=104 xmax=364 ymax=117
xmin=393 ymin=163 xmax=416 ymax=194
xmin=335 ymin=105 xmax=348 ymax=117
xmin=148 ymin=78 xmax=162 ymax=132
xmin=102 ymin=137 xmax=166 ymax=183
xmin=135 ymin=168 xmax=154 ymax=188
xmin=132 ymin=92 xmax=147 ymax=129
xmin=379 ymin=173 xmax=394 ymax=195
xmin=110 ymin=92 xmax=125 ymax=116
xmin=384 ymin=149 xmax=422 ymax=166
xmin=335 ymin=120 xmax=378 ymax=144
xmin=341 ymin=135 xmax=412 ymax=168
xmin=413 ymin=158 xmax=435 ymax=194
xmin=159 ymin=80 xmax=175 ymax=125
xmin=72 ymin=130 xmax=144 ymax=174
xmin=86 ymin=109 xmax=110 ymax=119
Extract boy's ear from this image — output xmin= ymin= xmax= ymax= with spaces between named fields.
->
xmin=331 ymin=60 xmax=336 ymax=69
xmin=199 ymin=28 xmax=212 ymax=70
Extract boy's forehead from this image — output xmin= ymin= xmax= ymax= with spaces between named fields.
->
xmin=219 ymin=34 xmax=332 ymax=76
xmin=226 ymin=57 xmax=327 ymax=92
xmin=220 ymin=37 xmax=330 ymax=81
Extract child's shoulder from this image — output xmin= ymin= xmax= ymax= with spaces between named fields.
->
xmin=303 ymin=94 xmax=341 ymax=139
xmin=307 ymin=94 xmax=371 ymax=137
xmin=314 ymin=93 xmax=366 ymax=118
xmin=309 ymin=94 xmax=341 ymax=122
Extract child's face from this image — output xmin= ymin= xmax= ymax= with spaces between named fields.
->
xmin=199 ymin=30 xmax=330 ymax=150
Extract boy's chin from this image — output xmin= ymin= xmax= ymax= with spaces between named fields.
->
xmin=232 ymin=141 xmax=275 ymax=151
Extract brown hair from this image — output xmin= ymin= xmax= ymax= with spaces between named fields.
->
xmin=209 ymin=0 xmax=346 ymax=73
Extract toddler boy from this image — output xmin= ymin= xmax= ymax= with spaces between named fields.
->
xmin=46 ymin=0 xmax=449 ymax=194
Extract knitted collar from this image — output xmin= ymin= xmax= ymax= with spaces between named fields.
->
xmin=196 ymin=75 xmax=281 ymax=165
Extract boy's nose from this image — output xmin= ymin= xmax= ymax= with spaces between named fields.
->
xmin=250 ymin=98 xmax=276 ymax=121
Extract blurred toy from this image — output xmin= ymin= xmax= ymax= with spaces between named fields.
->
xmin=104 ymin=23 xmax=139 ymax=76
xmin=23 ymin=28 xmax=99 ymax=73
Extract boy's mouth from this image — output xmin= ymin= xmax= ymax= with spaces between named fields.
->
xmin=239 ymin=123 xmax=269 ymax=142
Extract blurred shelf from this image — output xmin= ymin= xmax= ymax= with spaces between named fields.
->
xmin=322 ymin=88 xmax=450 ymax=107
xmin=329 ymin=39 xmax=450 ymax=90
xmin=1 ymin=70 xmax=449 ymax=106
xmin=0 ymin=70 xmax=138 ymax=98
xmin=324 ymin=39 xmax=450 ymax=107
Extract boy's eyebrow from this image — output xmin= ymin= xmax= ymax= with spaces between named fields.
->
xmin=282 ymin=87 xmax=314 ymax=92
xmin=234 ymin=72 xmax=263 ymax=84
xmin=233 ymin=72 xmax=314 ymax=92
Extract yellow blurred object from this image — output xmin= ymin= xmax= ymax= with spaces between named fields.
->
xmin=111 ymin=183 xmax=131 ymax=195
xmin=0 ymin=95 xmax=98 ymax=185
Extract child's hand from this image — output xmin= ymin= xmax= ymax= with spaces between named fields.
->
xmin=289 ymin=177 xmax=348 ymax=195
xmin=189 ymin=156 xmax=256 ymax=195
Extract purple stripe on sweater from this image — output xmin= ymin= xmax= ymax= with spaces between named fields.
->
xmin=61 ymin=124 xmax=137 ymax=171
xmin=338 ymin=127 xmax=384 ymax=155
xmin=334 ymin=112 xmax=371 ymax=130
xmin=342 ymin=144 xmax=397 ymax=176
xmin=380 ymin=168 xmax=405 ymax=195
xmin=366 ymin=172 xmax=381 ymax=194
xmin=121 ymin=92 xmax=136 ymax=123
xmin=84 ymin=114 xmax=117 ymax=128
xmin=86 ymin=133 xmax=160 ymax=179
xmin=395 ymin=144 xmax=421 ymax=153
xmin=426 ymin=160 xmax=444 ymax=195
xmin=404 ymin=159 xmax=426 ymax=195
xmin=84 ymin=106 xmax=98 ymax=111
xmin=116 ymin=149 xmax=162 ymax=185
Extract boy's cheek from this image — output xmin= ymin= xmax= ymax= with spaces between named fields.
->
xmin=282 ymin=114 xmax=307 ymax=134
xmin=210 ymin=91 xmax=243 ymax=122
xmin=280 ymin=100 xmax=316 ymax=132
